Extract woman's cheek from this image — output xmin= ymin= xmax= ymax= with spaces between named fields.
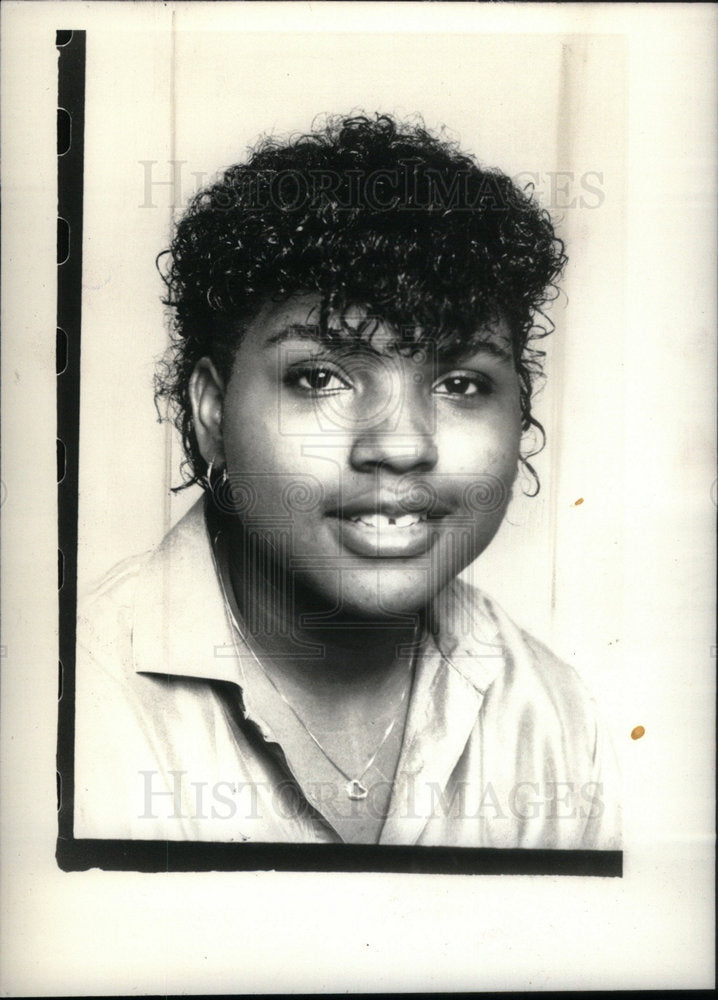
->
xmin=440 ymin=416 xmax=519 ymax=476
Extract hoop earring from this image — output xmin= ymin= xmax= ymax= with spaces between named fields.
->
xmin=204 ymin=457 xmax=228 ymax=487
xmin=207 ymin=461 xmax=232 ymax=514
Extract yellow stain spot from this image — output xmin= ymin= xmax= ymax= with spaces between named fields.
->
xmin=631 ymin=725 xmax=645 ymax=740
xmin=574 ymin=497 xmax=584 ymax=506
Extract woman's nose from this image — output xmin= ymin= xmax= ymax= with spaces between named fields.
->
xmin=349 ymin=390 xmax=438 ymax=474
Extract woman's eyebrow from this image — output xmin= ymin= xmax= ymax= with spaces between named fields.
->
xmin=441 ymin=339 xmax=514 ymax=365
xmin=263 ymin=325 xmax=514 ymax=363
xmin=263 ymin=324 xmax=328 ymax=348
xmin=475 ymin=341 xmax=514 ymax=363
xmin=263 ymin=324 xmax=377 ymax=354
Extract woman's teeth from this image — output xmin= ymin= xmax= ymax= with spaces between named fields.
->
xmin=348 ymin=513 xmax=424 ymax=529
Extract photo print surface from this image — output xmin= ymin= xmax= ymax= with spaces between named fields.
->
xmin=2 ymin=3 xmax=715 ymax=995
xmin=58 ymin=23 xmax=631 ymax=874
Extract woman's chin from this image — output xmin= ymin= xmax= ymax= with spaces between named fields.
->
xmin=294 ymin=564 xmax=447 ymax=625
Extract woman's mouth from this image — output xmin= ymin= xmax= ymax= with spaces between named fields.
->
xmin=326 ymin=506 xmax=444 ymax=558
xmin=347 ymin=511 xmax=426 ymax=530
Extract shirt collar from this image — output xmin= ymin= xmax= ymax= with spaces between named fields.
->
xmin=131 ymin=497 xmax=506 ymax=698
xmin=132 ymin=497 xmax=244 ymax=686
xmin=430 ymin=577 xmax=507 ymax=695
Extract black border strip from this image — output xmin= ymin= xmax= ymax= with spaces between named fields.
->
xmin=54 ymin=29 xmax=622 ymax=878
xmin=56 ymin=840 xmax=622 ymax=876
xmin=56 ymin=28 xmax=85 ymax=848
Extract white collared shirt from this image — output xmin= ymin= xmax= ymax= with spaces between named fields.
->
xmin=74 ymin=500 xmax=621 ymax=848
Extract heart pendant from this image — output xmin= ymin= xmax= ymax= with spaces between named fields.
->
xmin=346 ymin=779 xmax=368 ymax=800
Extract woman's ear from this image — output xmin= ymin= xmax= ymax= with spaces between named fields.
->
xmin=189 ymin=358 xmax=226 ymax=467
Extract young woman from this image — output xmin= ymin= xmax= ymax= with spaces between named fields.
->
xmin=75 ymin=114 xmax=620 ymax=848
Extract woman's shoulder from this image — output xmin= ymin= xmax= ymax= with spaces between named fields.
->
xmin=77 ymin=499 xmax=209 ymax=653
xmin=79 ymin=499 xmax=207 ymax=612
xmin=80 ymin=549 xmax=150 ymax=607
xmin=76 ymin=548 xmax=153 ymax=676
xmin=453 ymin=578 xmax=600 ymax=720
xmin=451 ymin=580 xmax=622 ymax=849
xmin=452 ymin=579 xmax=617 ymax=774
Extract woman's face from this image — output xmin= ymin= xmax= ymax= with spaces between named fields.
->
xmin=196 ymin=293 xmax=522 ymax=620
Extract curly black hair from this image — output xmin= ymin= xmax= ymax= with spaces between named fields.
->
xmin=156 ymin=113 xmax=566 ymax=493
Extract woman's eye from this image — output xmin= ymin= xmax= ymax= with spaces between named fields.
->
xmin=287 ymin=366 xmax=351 ymax=394
xmin=434 ymin=374 xmax=488 ymax=397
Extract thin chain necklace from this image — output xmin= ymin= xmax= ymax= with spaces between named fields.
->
xmin=211 ymin=529 xmax=417 ymax=801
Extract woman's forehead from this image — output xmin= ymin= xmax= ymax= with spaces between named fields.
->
xmin=244 ymin=292 xmax=514 ymax=360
